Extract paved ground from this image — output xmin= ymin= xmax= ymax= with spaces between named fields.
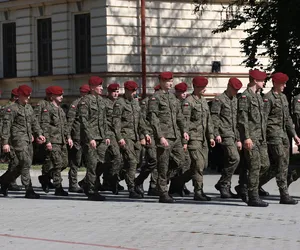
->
xmin=1 ymin=170 xmax=300 ymax=250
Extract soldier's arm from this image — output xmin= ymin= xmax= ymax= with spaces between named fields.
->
xmin=39 ymin=106 xmax=51 ymax=143
xmin=148 ymin=96 xmax=164 ymax=139
xmin=284 ymin=96 xmax=296 ymax=137
xmin=63 ymin=109 xmax=71 ymax=140
xmin=205 ymin=101 xmax=215 ymax=141
xmin=176 ymin=100 xmax=187 ymax=137
xmin=1 ymin=107 xmax=14 ymax=145
xmin=78 ymin=99 xmax=94 ymax=142
xmin=66 ymin=101 xmax=78 ymax=136
xmin=293 ymin=96 xmax=300 ymax=133
xmin=30 ymin=106 xmax=43 ymax=137
xmin=210 ymin=98 xmax=222 ymax=138
xmin=237 ymin=95 xmax=250 ymax=142
xmin=112 ymin=101 xmax=123 ymax=142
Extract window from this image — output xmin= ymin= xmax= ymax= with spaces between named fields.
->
xmin=37 ymin=18 xmax=52 ymax=76
xmin=75 ymin=13 xmax=91 ymax=74
xmin=2 ymin=22 xmax=16 ymax=78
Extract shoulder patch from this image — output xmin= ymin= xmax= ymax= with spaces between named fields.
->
xmin=71 ymin=105 xmax=76 ymax=109
xmin=7 ymin=108 xmax=11 ymax=112
xmin=184 ymin=102 xmax=189 ymax=106
xmin=263 ymin=99 xmax=268 ymax=102
xmin=43 ymin=109 xmax=48 ymax=112
xmin=115 ymin=103 xmax=120 ymax=107
xmin=142 ymin=101 xmax=146 ymax=105
xmin=151 ymin=97 xmax=156 ymax=100
xmin=241 ymin=95 xmax=247 ymax=99
xmin=81 ymin=102 xmax=85 ymax=105
xmin=298 ymin=100 xmax=300 ymax=103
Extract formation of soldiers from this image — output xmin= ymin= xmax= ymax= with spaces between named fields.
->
xmin=0 ymin=69 xmax=300 ymax=206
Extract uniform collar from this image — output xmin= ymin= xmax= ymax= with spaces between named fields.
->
xmin=271 ymin=88 xmax=280 ymax=99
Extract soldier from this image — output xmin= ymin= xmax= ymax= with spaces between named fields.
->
xmin=211 ymin=77 xmax=243 ymax=198
xmin=148 ymin=72 xmax=189 ymax=203
xmin=181 ymin=76 xmax=215 ymax=201
xmin=112 ymin=81 xmax=147 ymax=198
xmin=237 ymin=69 xmax=270 ymax=207
xmin=67 ymin=84 xmax=90 ymax=193
xmin=0 ymin=85 xmax=45 ymax=198
xmin=0 ymin=88 xmax=22 ymax=191
xmin=78 ymin=76 xmax=110 ymax=201
xmin=259 ymin=72 xmax=300 ymax=204
xmin=40 ymin=86 xmax=73 ymax=196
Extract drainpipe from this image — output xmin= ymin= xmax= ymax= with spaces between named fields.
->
xmin=141 ymin=0 xmax=146 ymax=98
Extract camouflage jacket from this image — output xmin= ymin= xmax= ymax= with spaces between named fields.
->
xmin=0 ymin=101 xmax=14 ymax=137
xmin=210 ymin=91 xmax=240 ymax=141
xmin=139 ymin=97 xmax=153 ymax=136
xmin=148 ymin=90 xmax=186 ymax=140
xmin=103 ymin=97 xmax=117 ymax=139
xmin=112 ymin=95 xmax=145 ymax=142
xmin=78 ymin=94 xmax=107 ymax=143
xmin=183 ymin=93 xmax=214 ymax=142
xmin=237 ymin=88 xmax=266 ymax=142
xmin=292 ymin=93 xmax=300 ymax=134
xmin=264 ymin=89 xmax=295 ymax=143
xmin=34 ymin=99 xmax=50 ymax=124
xmin=1 ymin=102 xmax=43 ymax=145
xmin=67 ymin=97 xmax=82 ymax=142
xmin=40 ymin=102 xmax=70 ymax=144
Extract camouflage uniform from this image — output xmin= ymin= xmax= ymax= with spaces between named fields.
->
xmin=260 ymin=90 xmax=296 ymax=195
xmin=112 ymin=95 xmax=144 ymax=195
xmin=148 ymin=89 xmax=187 ymax=197
xmin=211 ymin=91 xmax=240 ymax=189
xmin=183 ymin=94 xmax=214 ymax=197
xmin=40 ymin=102 xmax=70 ymax=189
xmin=237 ymin=88 xmax=269 ymax=201
xmin=0 ymin=102 xmax=43 ymax=191
xmin=78 ymin=94 xmax=108 ymax=197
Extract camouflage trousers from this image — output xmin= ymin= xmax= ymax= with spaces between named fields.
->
xmin=44 ymin=143 xmax=68 ymax=188
xmin=120 ymin=139 xmax=141 ymax=190
xmin=68 ymin=141 xmax=83 ymax=188
xmin=157 ymin=138 xmax=185 ymax=194
xmin=260 ymin=138 xmax=289 ymax=191
xmin=0 ymin=141 xmax=33 ymax=188
xmin=217 ymin=137 xmax=240 ymax=187
xmin=135 ymin=138 xmax=157 ymax=188
xmin=244 ymin=140 xmax=269 ymax=193
xmin=82 ymin=140 xmax=109 ymax=194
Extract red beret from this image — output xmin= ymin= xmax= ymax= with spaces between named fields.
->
xmin=79 ymin=84 xmax=90 ymax=93
xmin=89 ymin=76 xmax=103 ymax=86
xmin=175 ymin=82 xmax=188 ymax=92
xmin=249 ymin=69 xmax=267 ymax=81
xmin=193 ymin=76 xmax=208 ymax=87
xmin=108 ymin=83 xmax=120 ymax=92
xmin=159 ymin=72 xmax=173 ymax=80
xmin=17 ymin=85 xmax=32 ymax=96
xmin=154 ymin=85 xmax=161 ymax=91
xmin=271 ymin=72 xmax=289 ymax=84
xmin=47 ymin=86 xmax=64 ymax=95
xmin=124 ymin=80 xmax=138 ymax=91
xmin=11 ymin=87 xmax=19 ymax=97
xmin=228 ymin=77 xmax=243 ymax=90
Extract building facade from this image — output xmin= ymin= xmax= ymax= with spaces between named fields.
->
xmin=0 ymin=0 xmax=270 ymax=100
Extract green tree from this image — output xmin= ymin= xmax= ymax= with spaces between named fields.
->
xmin=193 ymin=0 xmax=300 ymax=99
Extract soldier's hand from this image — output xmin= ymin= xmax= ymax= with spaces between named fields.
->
xmin=37 ymin=135 xmax=46 ymax=143
xmin=236 ymin=141 xmax=242 ymax=151
xmin=160 ymin=137 xmax=169 ymax=147
xmin=32 ymin=135 xmax=34 ymax=142
xmin=68 ymin=138 xmax=73 ymax=148
xmin=140 ymin=138 xmax=146 ymax=146
xmin=105 ymin=139 xmax=111 ymax=146
xmin=183 ymin=132 xmax=190 ymax=141
xmin=90 ymin=140 xmax=97 ymax=149
xmin=183 ymin=144 xmax=188 ymax=152
xmin=210 ymin=139 xmax=216 ymax=148
xmin=46 ymin=142 xmax=52 ymax=151
xmin=243 ymin=138 xmax=253 ymax=151
xmin=293 ymin=136 xmax=300 ymax=146
xmin=215 ymin=136 xmax=222 ymax=144
xmin=118 ymin=139 xmax=126 ymax=147
xmin=145 ymin=135 xmax=152 ymax=145
xmin=3 ymin=144 xmax=10 ymax=153
xmin=36 ymin=137 xmax=44 ymax=144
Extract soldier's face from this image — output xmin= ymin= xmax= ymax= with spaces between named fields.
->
xmin=274 ymin=82 xmax=286 ymax=93
xmin=160 ymin=78 xmax=173 ymax=90
xmin=52 ymin=94 xmax=63 ymax=103
xmin=92 ymin=85 xmax=103 ymax=95
xmin=255 ymin=79 xmax=265 ymax=89
xmin=176 ymin=91 xmax=187 ymax=100
xmin=194 ymin=86 xmax=206 ymax=95
xmin=109 ymin=90 xmax=119 ymax=100
xmin=18 ymin=94 xmax=30 ymax=104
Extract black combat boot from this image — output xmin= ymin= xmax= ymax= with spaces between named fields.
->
xmin=168 ymin=179 xmax=184 ymax=197
xmin=129 ymin=189 xmax=143 ymax=199
xmin=134 ymin=179 xmax=144 ymax=198
xmin=118 ymin=183 xmax=125 ymax=191
xmin=183 ymin=184 xmax=191 ymax=195
xmin=87 ymin=192 xmax=106 ymax=201
xmin=194 ymin=190 xmax=208 ymax=201
xmin=148 ymin=186 xmax=160 ymax=196
xmin=216 ymin=183 xmax=238 ymax=198
xmin=248 ymin=191 xmax=269 ymax=207
xmin=25 ymin=187 xmax=40 ymax=199
xmin=159 ymin=192 xmax=175 ymax=203
xmin=279 ymin=189 xmax=298 ymax=205
xmin=38 ymin=175 xmax=49 ymax=193
xmin=258 ymin=186 xmax=269 ymax=196
xmin=235 ymin=185 xmax=249 ymax=203
xmin=8 ymin=180 xmax=22 ymax=191
xmin=54 ymin=186 xmax=69 ymax=196
xmin=0 ymin=184 xmax=9 ymax=197
xmin=68 ymin=185 xmax=84 ymax=193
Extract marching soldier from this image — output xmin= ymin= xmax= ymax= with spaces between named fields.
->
xmin=259 ymin=72 xmax=300 ymax=204
xmin=211 ymin=77 xmax=243 ymax=198
xmin=0 ymin=85 xmax=45 ymax=198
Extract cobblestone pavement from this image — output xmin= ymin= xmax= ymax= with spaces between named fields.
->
xmin=1 ymin=170 xmax=300 ymax=250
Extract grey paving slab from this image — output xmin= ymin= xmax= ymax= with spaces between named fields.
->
xmin=1 ymin=171 xmax=300 ymax=250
